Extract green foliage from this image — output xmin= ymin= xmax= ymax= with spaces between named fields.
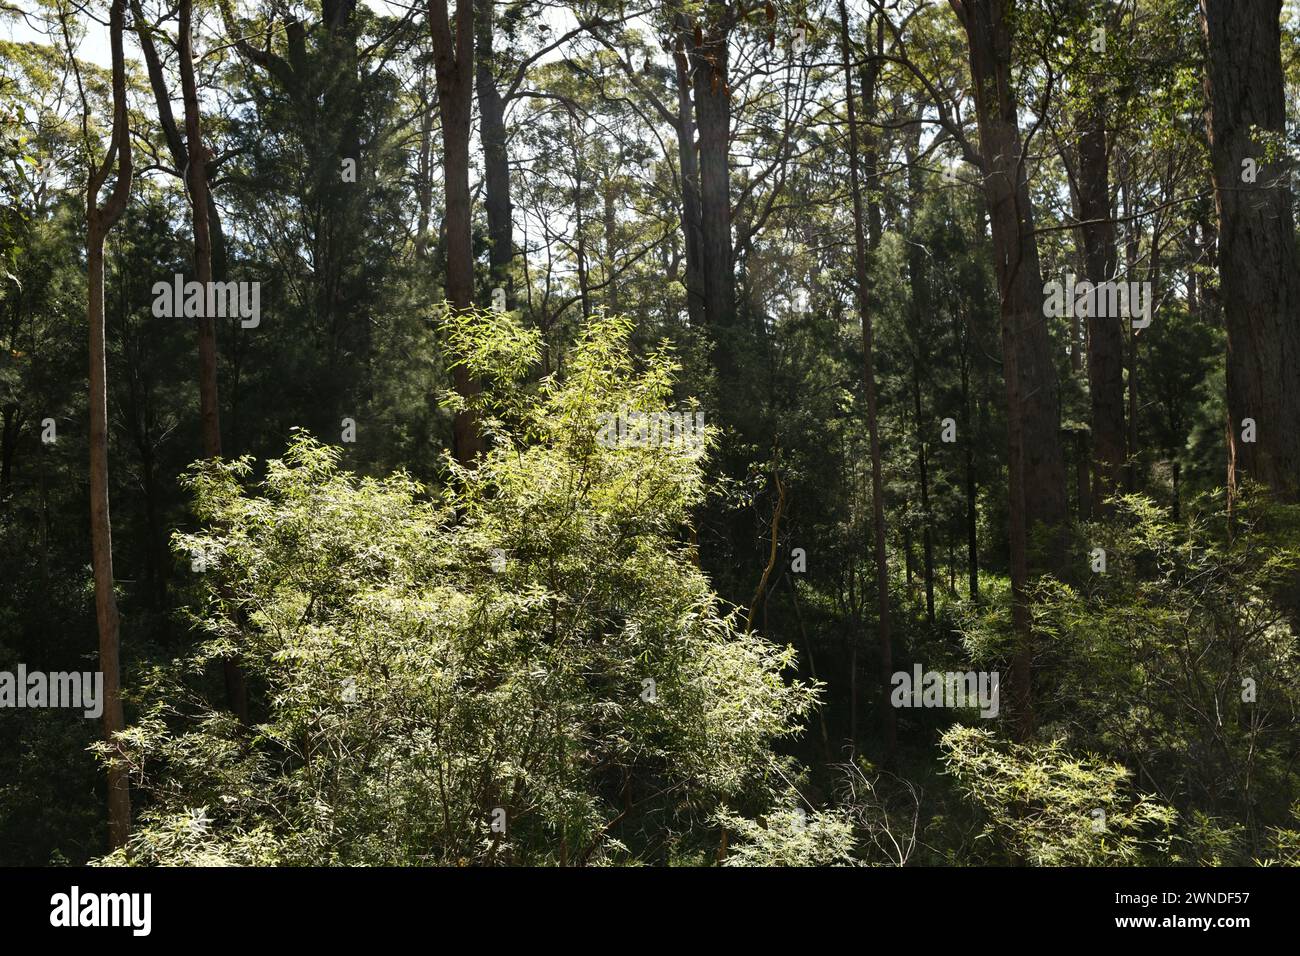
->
xmin=102 ymin=314 xmax=817 ymax=866
xmin=941 ymin=726 xmax=1176 ymax=866
xmin=951 ymin=492 xmax=1300 ymax=863
xmin=1037 ymin=493 xmax=1300 ymax=862
xmin=3 ymin=0 xmax=1296 ymax=871
xmin=717 ymin=802 xmax=858 ymax=867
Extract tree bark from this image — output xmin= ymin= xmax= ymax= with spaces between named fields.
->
xmin=177 ymin=0 xmax=221 ymax=461
xmin=952 ymin=0 xmax=1068 ymax=739
xmin=671 ymin=18 xmax=706 ymax=329
xmin=476 ymin=0 xmax=513 ymax=305
xmin=430 ymin=0 xmax=485 ymax=464
xmin=959 ymin=304 xmax=980 ymax=602
xmin=914 ymin=362 xmax=935 ymax=628
xmin=1201 ymin=0 xmax=1300 ymax=502
xmin=1068 ymin=1 xmax=1126 ymax=516
xmin=1120 ymin=163 xmax=1140 ymax=493
xmin=838 ymin=0 xmax=895 ymax=759
xmin=86 ymin=0 xmax=133 ymax=850
xmin=688 ymin=9 xmax=737 ymax=378
xmin=1077 ymin=111 xmax=1126 ymax=514
xmin=133 ymin=0 xmax=225 ymax=457
xmin=904 ymin=130 xmax=935 ymax=628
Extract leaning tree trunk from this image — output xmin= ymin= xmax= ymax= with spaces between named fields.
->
xmin=1202 ymin=0 xmax=1300 ymax=503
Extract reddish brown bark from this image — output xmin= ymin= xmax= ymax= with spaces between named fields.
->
xmin=85 ymin=0 xmax=134 ymax=849
xmin=430 ymin=0 xmax=485 ymax=464
xmin=1202 ymin=0 xmax=1300 ymax=503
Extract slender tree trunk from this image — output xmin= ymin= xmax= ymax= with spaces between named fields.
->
xmin=904 ymin=524 xmax=914 ymax=595
xmin=571 ymin=117 xmax=592 ymax=320
xmin=672 ymin=21 xmax=706 ymax=329
xmin=603 ymin=175 xmax=621 ymax=314
xmin=960 ymin=306 xmax=980 ymax=602
xmin=1118 ymin=161 xmax=1140 ymax=493
xmin=1069 ymin=0 xmax=1126 ymax=515
xmin=88 ymin=238 xmax=130 ymax=850
xmin=903 ymin=129 xmax=935 ymax=627
xmin=133 ymin=0 xmax=228 ymax=444
xmin=1077 ymin=106 xmax=1125 ymax=514
xmin=430 ymin=0 xmax=485 ymax=464
xmin=416 ymin=70 xmax=434 ymax=260
xmin=1073 ymin=431 xmax=1090 ymax=518
xmin=476 ymin=0 xmax=513 ymax=305
xmin=85 ymin=0 xmax=133 ymax=850
xmin=838 ymin=0 xmax=894 ymax=759
xmin=177 ymin=1 xmax=250 ymax=720
xmin=914 ymin=361 xmax=935 ymax=628
xmin=1202 ymin=0 xmax=1300 ymax=503
xmin=178 ymin=0 xmax=220 ymax=461
xmin=1172 ymin=459 xmax=1181 ymax=521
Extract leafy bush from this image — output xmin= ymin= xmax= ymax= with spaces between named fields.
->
xmin=955 ymin=492 xmax=1300 ymax=863
xmin=101 ymin=314 xmax=818 ymax=865
xmin=717 ymin=802 xmax=857 ymax=867
xmin=941 ymin=726 xmax=1175 ymax=866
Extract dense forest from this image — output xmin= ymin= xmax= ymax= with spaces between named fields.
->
xmin=0 ymin=0 xmax=1298 ymax=868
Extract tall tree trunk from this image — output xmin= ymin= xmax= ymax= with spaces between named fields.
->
xmin=838 ymin=0 xmax=895 ymax=759
xmin=904 ymin=131 xmax=935 ymax=628
xmin=1071 ymin=5 xmax=1126 ymax=516
xmin=85 ymin=0 xmax=133 ymax=850
xmin=689 ymin=10 xmax=737 ymax=378
xmin=416 ymin=69 xmax=434 ymax=260
xmin=952 ymin=0 xmax=1068 ymax=739
xmin=178 ymin=0 xmax=221 ymax=462
xmin=914 ymin=361 xmax=935 ymax=628
xmin=603 ymin=175 xmax=621 ymax=314
xmin=1120 ymin=165 xmax=1140 ymax=493
xmin=1202 ymin=0 xmax=1300 ymax=502
xmin=133 ymin=0 xmax=225 ymax=457
xmin=430 ymin=0 xmax=485 ymax=464
xmin=571 ymin=115 xmax=592 ymax=320
xmin=476 ymin=0 xmax=513 ymax=305
xmin=672 ymin=21 xmax=706 ymax=329
xmin=177 ymin=1 xmax=250 ymax=719
xmin=1077 ymin=111 xmax=1125 ymax=514
xmin=959 ymin=304 xmax=980 ymax=602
